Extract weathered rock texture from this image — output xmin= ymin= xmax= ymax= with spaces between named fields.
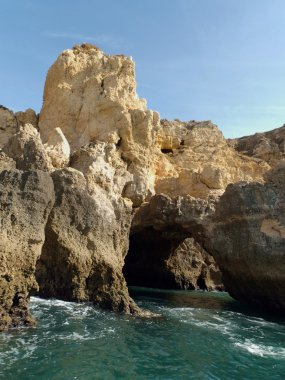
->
xmin=2 ymin=44 xmax=284 ymax=329
xmin=0 ymin=151 xmax=16 ymax=170
xmin=15 ymin=108 xmax=38 ymax=130
xmin=3 ymin=124 xmax=53 ymax=171
xmin=0 ymin=106 xmax=38 ymax=149
xmin=0 ymin=106 xmax=18 ymax=148
xmin=39 ymin=44 xmax=160 ymax=206
xmin=124 ymin=195 xmax=223 ymax=291
xmin=0 ymin=170 xmax=54 ymax=331
xmin=228 ymin=124 xmax=285 ymax=167
xmin=36 ymin=154 xmax=139 ymax=313
xmin=208 ymin=162 xmax=285 ymax=311
xmin=38 ymin=45 xmax=270 ymax=203
xmin=156 ymin=119 xmax=270 ymax=199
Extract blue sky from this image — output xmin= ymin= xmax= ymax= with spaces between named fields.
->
xmin=0 ymin=0 xmax=285 ymax=138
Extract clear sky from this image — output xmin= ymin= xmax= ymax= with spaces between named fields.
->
xmin=0 ymin=0 xmax=285 ymax=138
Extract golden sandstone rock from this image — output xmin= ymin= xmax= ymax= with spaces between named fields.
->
xmin=1 ymin=44 xmax=285 ymax=329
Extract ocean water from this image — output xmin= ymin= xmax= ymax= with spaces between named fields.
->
xmin=0 ymin=288 xmax=284 ymax=380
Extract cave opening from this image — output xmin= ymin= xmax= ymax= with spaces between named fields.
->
xmin=123 ymin=227 xmax=187 ymax=289
xmin=123 ymin=225 xmax=223 ymax=292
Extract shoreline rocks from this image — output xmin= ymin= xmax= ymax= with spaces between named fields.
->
xmin=207 ymin=162 xmax=285 ymax=311
xmin=1 ymin=44 xmax=285 ymax=329
xmin=36 ymin=167 xmax=139 ymax=314
xmin=0 ymin=170 xmax=54 ymax=331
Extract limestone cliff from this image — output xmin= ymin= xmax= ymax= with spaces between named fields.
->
xmin=0 ymin=170 xmax=54 ymax=331
xmin=1 ymin=44 xmax=284 ymax=329
xmin=0 ymin=106 xmax=38 ymax=148
xmin=207 ymin=162 xmax=285 ymax=311
xmin=124 ymin=194 xmax=223 ymax=291
xmin=156 ymin=119 xmax=269 ymax=199
xmin=228 ymin=124 xmax=285 ymax=167
xmin=39 ymin=43 xmax=160 ymax=206
xmin=36 ymin=148 xmax=139 ymax=314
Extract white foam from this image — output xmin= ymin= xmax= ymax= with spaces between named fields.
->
xmin=235 ymin=340 xmax=285 ymax=358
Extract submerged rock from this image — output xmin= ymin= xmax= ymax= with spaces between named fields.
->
xmin=208 ymin=162 xmax=285 ymax=311
xmin=0 ymin=170 xmax=54 ymax=330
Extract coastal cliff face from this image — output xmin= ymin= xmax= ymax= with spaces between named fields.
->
xmin=208 ymin=162 xmax=285 ymax=311
xmin=39 ymin=44 xmax=160 ymax=207
xmin=1 ymin=44 xmax=284 ymax=329
xmin=36 ymin=152 xmax=138 ymax=314
xmin=156 ymin=119 xmax=269 ymax=199
xmin=0 ymin=106 xmax=38 ymax=148
xmin=124 ymin=194 xmax=223 ymax=291
xmin=0 ymin=170 xmax=54 ymax=331
xmin=228 ymin=124 xmax=285 ymax=167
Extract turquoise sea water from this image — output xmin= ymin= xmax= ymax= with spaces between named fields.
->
xmin=0 ymin=288 xmax=284 ymax=380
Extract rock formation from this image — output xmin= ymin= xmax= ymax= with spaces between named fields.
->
xmin=0 ymin=106 xmax=18 ymax=148
xmin=228 ymin=124 xmax=285 ymax=167
xmin=36 ymin=148 xmax=139 ymax=313
xmin=39 ymin=43 xmax=161 ymax=206
xmin=207 ymin=162 xmax=285 ymax=311
xmin=0 ymin=170 xmax=54 ymax=331
xmin=0 ymin=150 xmax=16 ymax=170
xmin=124 ymin=194 xmax=223 ymax=291
xmin=3 ymin=123 xmax=53 ymax=171
xmin=0 ymin=106 xmax=38 ymax=149
xmin=156 ymin=119 xmax=270 ymax=199
xmin=1 ymin=43 xmax=284 ymax=329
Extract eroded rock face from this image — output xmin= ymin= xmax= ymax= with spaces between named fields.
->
xmin=36 ymin=165 xmax=139 ymax=314
xmin=2 ymin=44 xmax=283 ymax=330
xmin=0 ymin=106 xmax=18 ymax=148
xmin=3 ymin=124 xmax=53 ymax=171
xmin=0 ymin=151 xmax=16 ymax=170
xmin=15 ymin=108 xmax=38 ymax=129
xmin=156 ymin=119 xmax=270 ymax=199
xmin=0 ymin=170 xmax=54 ymax=331
xmin=228 ymin=124 xmax=285 ymax=167
xmin=39 ymin=44 xmax=161 ymax=206
xmin=70 ymin=141 xmax=132 ymax=199
xmin=124 ymin=194 xmax=223 ymax=291
xmin=43 ymin=127 xmax=70 ymax=168
xmin=208 ymin=162 xmax=285 ymax=311
xmin=0 ymin=106 xmax=38 ymax=149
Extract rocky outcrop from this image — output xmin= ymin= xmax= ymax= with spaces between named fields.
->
xmin=39 ymin=44 xmax=161 ymax=206
xmin=0 ymin=151 xmax=16 ymax=170
xmin=0 ymin=170 xmax=54 ymax=331
xmin=15 ymin=108 xmax=38 ymax=129
xmin=0 ymin=106 xmax=38 ymax=149
xmin=208 ymin=162 xmax=285 ymax=311
xmin=124 ymin=194 xmax=223 ymax=291
xmin=156 ymin=119 xmax=270 ymax=199
xmin=2 ymin=44 xmax=284 ymax=330
xmin=43 ymin=127 xmax=70 ymax=168
xmin=3 ymin=123 xmax=53 ymax=171
xmin=36 ymin=153 xmax=139 ymax=314
xmin=228 ymin=124 xmax=285 ymax=167
xmin=0 ymin=106 xmax=18 ymax=148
